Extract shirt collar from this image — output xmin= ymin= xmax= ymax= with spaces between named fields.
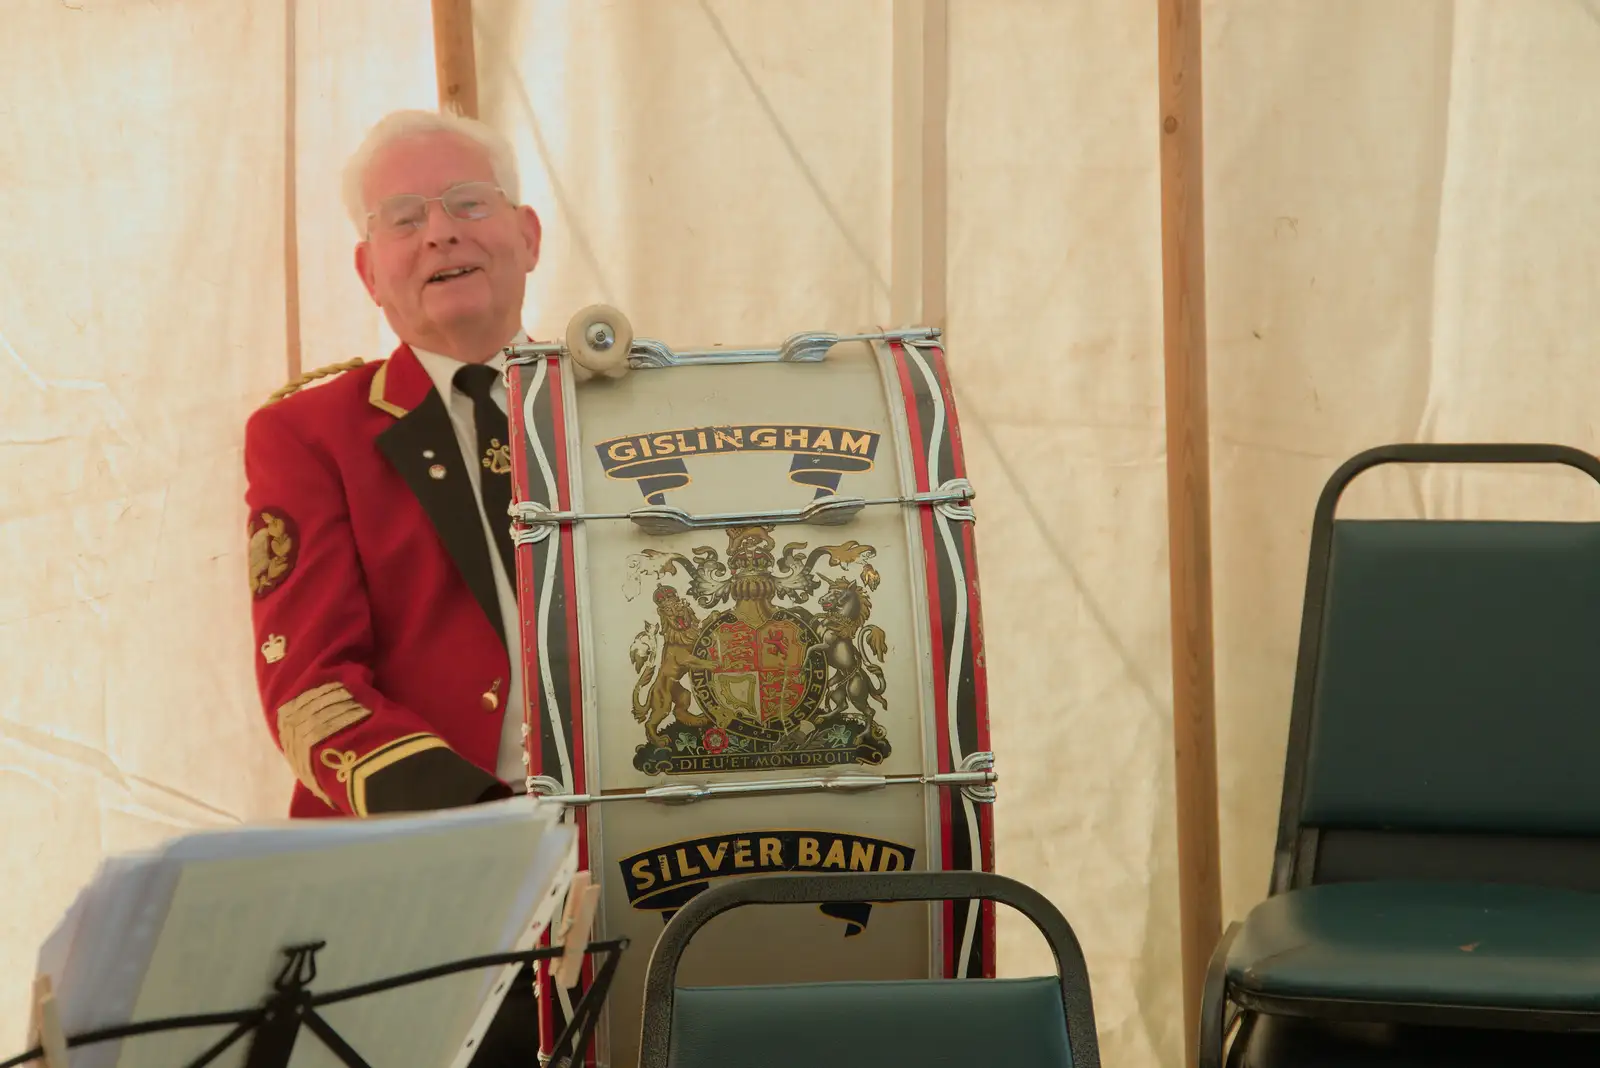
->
xmin=411 ymin=329 xmax=529 ymax=401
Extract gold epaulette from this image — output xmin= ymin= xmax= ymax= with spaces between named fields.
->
xmin=264 ymin=358 xmax=366 ymax=404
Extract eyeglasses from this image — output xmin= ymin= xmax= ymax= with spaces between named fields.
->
xmin=365 ymin=181 xmax=507 ymax=238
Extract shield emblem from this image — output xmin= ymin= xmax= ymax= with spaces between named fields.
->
xmin=705 ymin=618 xmax=808 ymax=724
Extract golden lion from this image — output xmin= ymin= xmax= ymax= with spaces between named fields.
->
xmin=631 ymin=586 xmax=719 ymax=745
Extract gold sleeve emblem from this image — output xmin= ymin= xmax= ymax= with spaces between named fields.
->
xmin=276 ymin=682 xmax=373 ymax=806
xmin=248 ymin=509 xmax=298 ymax=599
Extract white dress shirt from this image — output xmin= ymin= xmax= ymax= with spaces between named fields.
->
xmin=411 ymin=332 xmax=528 ymax=784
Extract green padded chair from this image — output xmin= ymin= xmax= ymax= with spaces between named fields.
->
xmin=637 ymin=870 xmax=1100 ymax=1068
xmin=1202 ymin=444 xmax=1600 ymax=1068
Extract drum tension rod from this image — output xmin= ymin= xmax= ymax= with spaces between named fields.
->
xmin=522 ymin=752 xmax=997 ymax=807
xmin=503 ymin=326 xmax=942 ymax=370
xmin=509 ymin=479 xmax=974 ymax=543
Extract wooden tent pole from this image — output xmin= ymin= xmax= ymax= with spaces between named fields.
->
xmin=1158 ymin=0 xmax=1223 ymax=1061
xmin=283 ymin=0 xmax=301 ymax=380
xmin=919 ymin=0 xmax=948 ymax=331
xmin=889 ymin=0 xmax=949 ymax=331
xmin=432 ymin=0 xmax=480 ymax=118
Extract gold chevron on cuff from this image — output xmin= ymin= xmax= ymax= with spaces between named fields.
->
xmin=345 ymin=733 xmax=450 ymax=816
xmin=275 ymin=682 xmax=372 ymax=807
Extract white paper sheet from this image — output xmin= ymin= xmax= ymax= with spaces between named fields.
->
xmin=31 ymin=797 xmax=576 ymax=1068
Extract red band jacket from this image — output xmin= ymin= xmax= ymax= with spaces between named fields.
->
xmin=243 ymin=343 xmax=516 ymax=818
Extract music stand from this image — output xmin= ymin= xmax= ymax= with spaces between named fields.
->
xmin=9 ymin=938 xmax=626 ymax=1068
xmin=7 ymin=797 xmax=616 ymax=1068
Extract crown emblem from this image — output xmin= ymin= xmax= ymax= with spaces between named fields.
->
xmin=261 ymin=633 xmax=287 ymax=663
xmin=726 ymin=526 xmax=776 ymax=576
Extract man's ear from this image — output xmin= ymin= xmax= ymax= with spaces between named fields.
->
xmin=354 ymin=242 xmax=379 ymax=303
xmin=518 ymin=205 xmax=543 ymax=272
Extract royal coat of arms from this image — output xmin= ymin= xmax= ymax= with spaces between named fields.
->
xmin=625 ymin=525 xmax=892 ymax=776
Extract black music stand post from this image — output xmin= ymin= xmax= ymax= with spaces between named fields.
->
xmin=8 ymin=798 xmax=607 ymax=1068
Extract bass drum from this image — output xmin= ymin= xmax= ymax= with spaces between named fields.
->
xmin=505 ymin=312 xmax=996 ymax=1068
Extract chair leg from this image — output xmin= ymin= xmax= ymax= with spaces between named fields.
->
xmin=1198 ymin=922 xmax=1243 ymax=1068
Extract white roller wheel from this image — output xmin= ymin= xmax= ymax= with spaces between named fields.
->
xmin=565 ymin=304 xmax=633 ymax=380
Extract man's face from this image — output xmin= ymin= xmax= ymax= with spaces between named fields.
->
xmin=354 ymin=130 xmax=541 ymax=354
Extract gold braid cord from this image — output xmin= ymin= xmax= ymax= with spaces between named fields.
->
xmin=266 ymin=357 xmax=365 ymax=404
xmin=276 ymin=682 xmax=373 ymax=806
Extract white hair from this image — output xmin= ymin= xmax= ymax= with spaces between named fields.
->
xmin=340 ymin=108 xmax=522 ymax=234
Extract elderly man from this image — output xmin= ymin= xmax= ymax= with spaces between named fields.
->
xmin=242 ymin=108 xmax=545 ymax=1063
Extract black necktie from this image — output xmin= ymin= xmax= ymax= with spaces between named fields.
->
xmin=453 ymin=363 xmax=517 ymax=584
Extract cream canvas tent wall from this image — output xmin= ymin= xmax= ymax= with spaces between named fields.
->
xmin=5 ymin=2 xmax=1600 ymax=1066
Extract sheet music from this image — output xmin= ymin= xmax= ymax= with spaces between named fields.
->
xmin=31 ymin=796 xmax=575 ymax=1068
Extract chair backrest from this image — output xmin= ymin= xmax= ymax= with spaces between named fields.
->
xmin=637 ymin=870 xmax=1099 ymax=1068
xmin=1273 ymin=445 xmax=1600 ymax=893
xmin=668 ymin=976 xmax=1074 ymax=1068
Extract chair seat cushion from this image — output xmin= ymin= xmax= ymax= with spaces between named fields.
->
xmin=1229 ymin=1014 xmax=1600 ymax=1068
xmin=1227 ymin=881 xmax=1600 ymax=1010
xmin=668 ymin=976 xmax=1073 ymax=1068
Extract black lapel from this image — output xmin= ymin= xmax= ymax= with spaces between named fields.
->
xmin=376 ymin=389 xmax=508 ymax=648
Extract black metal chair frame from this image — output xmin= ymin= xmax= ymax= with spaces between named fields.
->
xmin=1200 ymin=443 xmax=1600 ymax=1068
xmin=637 ymin=869 xmax=1100 ymax=1068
